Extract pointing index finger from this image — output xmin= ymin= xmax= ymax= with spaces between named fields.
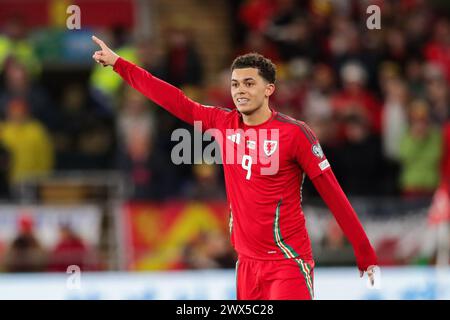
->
xmin=92 ymin=35 xmax=106 ymax=49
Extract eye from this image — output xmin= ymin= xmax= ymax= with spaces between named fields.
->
xmin=232 ymin=82 xmax=238 ymax=88
xmin=245 ymin=82 xmax=254 ymax=87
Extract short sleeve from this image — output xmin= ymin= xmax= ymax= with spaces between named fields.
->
xmin=294 ymin=122 xmax=331 ymax=180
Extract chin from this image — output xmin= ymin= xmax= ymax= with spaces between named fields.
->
xmin=236 ymin=105 xmax=257 ymax=115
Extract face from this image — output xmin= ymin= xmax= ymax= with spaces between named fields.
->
xmin=231 ymin=68 xmax=274 ymax=115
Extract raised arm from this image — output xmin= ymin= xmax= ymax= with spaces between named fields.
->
xmin=91 ymin=35 xmax=227 ymax=128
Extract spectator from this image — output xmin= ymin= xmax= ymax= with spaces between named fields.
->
xmin=53 ymin=83 xmax=115 ymax=170
xmin=0 ymin=141 xmax=10 ymax=199
xmin=2 ymin=214 xmax=47 ymax=272
xmin=237 ymin=0 xmax=277 ymax=34
xmin=425 ymin=77 xmax=449 ymax=126
xmin=205 ymin=69 xmax=235 ymax=108
xmin=182 ymin=163 xmax=226 ymax=201
xmin=47 ymin=224 xmax=97 ymax=272
xmin=116 ymin=88 xmax=174 ymax=200
xmin=334 ymin=112 xmax=384 ymax=196
xmin=441 ymin=121 xmax=450 ymax=187
xmin=159 ymin=27 xmax=204 ymax=88
xmin=0 ymin=14 xmax=41 ymax=77
xmin=235 ymin=31 xmax=281 ymax=64
xmin=331 ymin=61 xmax=382 ymax=136
xmin=424 ymin=18 xmax=450 ymax=85
xmin=381 ymin=77 xmax=409 ymax=161
xmin=180 ymin=231 xmax=236 ymax=269
xmin=0 ymin=98 xmax=54 ymax=187
xmin=0 ymin=57 xmax=56 ymax=130
xmin=398 ymin=99 xmax=442 ymax=198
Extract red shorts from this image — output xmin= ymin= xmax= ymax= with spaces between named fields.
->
xmin=236 ymin=255 xmax=314 ymax=300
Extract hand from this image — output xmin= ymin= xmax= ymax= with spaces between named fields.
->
xmin=91 ymin=35 xmax=119 ymax=67
xmin=360 ymin=265 xmax=377 ymax=286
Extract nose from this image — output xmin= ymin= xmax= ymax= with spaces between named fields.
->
xmin=234 ymin=85 xmax=246 ymax=95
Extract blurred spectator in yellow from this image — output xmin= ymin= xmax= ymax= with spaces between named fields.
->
xmin=0 ymin=14 xmax=41 ymax=77
xmin=0 ymin=98 xmax=54 ymax=186
xmin=399 ymin=100 xmax=442 ymax=198
xmin=47 ymin=224 xmax=98 ymax=272
xmin=2 ymin=214 xmax=47 ymax=272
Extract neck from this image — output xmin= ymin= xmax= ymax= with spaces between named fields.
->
xmin=242 ymin=104 xmax=272 ymax=126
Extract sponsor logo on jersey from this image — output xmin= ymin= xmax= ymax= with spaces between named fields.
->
xmin=263 ymin=140 xmax=278 ymax=157
xmin=319 ymin=159 xmax=330 ymax=171
xmin=227 ymin=133 xmax=241 ymax=144
xmin=246 ymin=140 xmax=256 ymax=150
xmin=312 ymin=143 xmax=324 ymax=158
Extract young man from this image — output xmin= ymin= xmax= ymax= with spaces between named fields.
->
xmin=92 ymin=35 xmax=377 ymax=300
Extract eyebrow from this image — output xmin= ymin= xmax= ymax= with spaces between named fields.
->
xmin=231 ymin=77 xmax=256 ymax=82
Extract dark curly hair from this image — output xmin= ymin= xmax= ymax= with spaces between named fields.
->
xmin=231 ymin=53 xmax=276 ymax=84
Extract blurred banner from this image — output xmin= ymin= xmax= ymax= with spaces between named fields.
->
xmin=0 ymin=205 xmax=102 ymax=252
xmin=121 ymin=202 xmax=231 ymax=271
xmin=120 ymin=201 xmax=440 ymax=271
xmin=0 ymin=0 xmax=135 ymax=29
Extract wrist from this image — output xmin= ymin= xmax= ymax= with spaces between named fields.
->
xmin=111 ymin=54 xmax=120 ymax=67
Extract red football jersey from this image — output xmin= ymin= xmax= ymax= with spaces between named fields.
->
xmin=196 ymin=108 xmax=330 ymax=261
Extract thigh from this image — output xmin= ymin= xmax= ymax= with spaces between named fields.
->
xmin=263 ymin=259 xmax=314 ymax=300
xmin=236 ymin=258 xmax=264 ymax=300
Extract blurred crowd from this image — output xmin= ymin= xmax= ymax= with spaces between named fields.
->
xmin=0 ymin=0 xmax=448 ymax=270
xmin=0 ymin=0 xmax=448 ymax=204
xmin=230 ymin=0 xmax=450 ymax=200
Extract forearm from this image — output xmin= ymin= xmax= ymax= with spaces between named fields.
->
xmin=113 ymin=57 xmax=195 ymax=124
xmin=311 ymin=170 xmax=377 ymax=270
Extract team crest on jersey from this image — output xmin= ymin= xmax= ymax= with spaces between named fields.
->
xmin=263 ymin=140 xmax=278 ymax=156
xmin=312 ymin=143 xmax=324 ymax=159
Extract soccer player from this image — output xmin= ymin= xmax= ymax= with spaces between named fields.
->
xmin=92 ymin=35 xmax=378 ymax=300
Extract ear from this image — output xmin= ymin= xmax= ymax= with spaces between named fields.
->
xmin=265 ymin=83 xmax=275 ymax=97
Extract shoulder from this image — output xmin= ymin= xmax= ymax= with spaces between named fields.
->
xmin=204 ymin=105 xmax=239 ymax=123
xmin=274 ymin=112 xmax=317 ymax=143
xmin=202 ymin=105 xmax=234 ymax=113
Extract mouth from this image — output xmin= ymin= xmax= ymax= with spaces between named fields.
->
xmin=236 ymin=98 xmax=250 ymax=106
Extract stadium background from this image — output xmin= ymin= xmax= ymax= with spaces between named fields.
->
xmin=0 ymin=0 xmax=449 ymax=299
